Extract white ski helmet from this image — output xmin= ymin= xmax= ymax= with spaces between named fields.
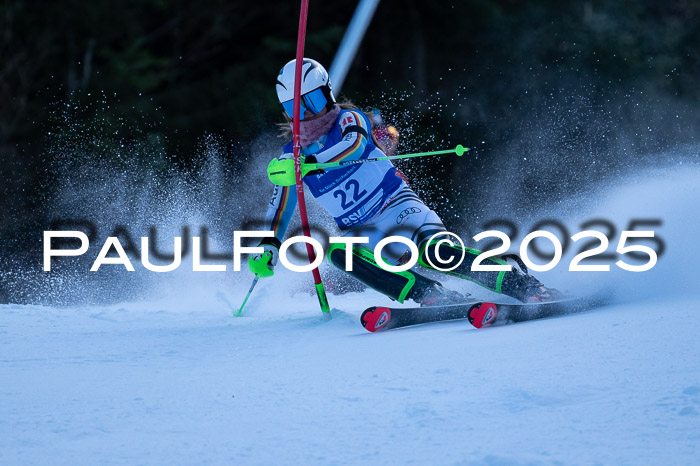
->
xmin=276 ymin=58 xmax=335 ymax=119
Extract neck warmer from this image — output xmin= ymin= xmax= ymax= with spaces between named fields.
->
xmin=297 ymin=105 xmax=341 ymax=148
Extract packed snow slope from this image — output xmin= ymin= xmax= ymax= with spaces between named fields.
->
xmin=1 ymin=165 xmax=699 ymax=465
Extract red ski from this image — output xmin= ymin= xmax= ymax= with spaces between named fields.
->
xmin=360 ymin=295 xmax=606 ymax=332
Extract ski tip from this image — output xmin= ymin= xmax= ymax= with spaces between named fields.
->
xmin=361 ymin=307 xmax=391 ymax=332
xmin=468 ymin=302 xmax=498 ymax=329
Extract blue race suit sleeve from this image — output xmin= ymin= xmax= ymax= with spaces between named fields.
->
xmin=313 ymin=110 xmax=369 ymax=163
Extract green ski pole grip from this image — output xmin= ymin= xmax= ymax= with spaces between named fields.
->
xmin=267 ymin=158 xmax=320 ymax=186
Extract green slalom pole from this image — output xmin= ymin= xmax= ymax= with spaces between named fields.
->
xmin=268 ymin=145 xmax=469 ymax=186
xmin=235 ymin=276 xmax=260 ymax=317
xmin=316 ymin=144 xmax=469 ymax=171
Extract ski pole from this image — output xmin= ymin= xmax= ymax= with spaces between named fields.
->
xmin=318 ymin=144 xmax=469 ymax=170
xmin=268 ymin=145 xmax=469 ymax=186
xmin=235 ymin=276 xmax=260 ymax=317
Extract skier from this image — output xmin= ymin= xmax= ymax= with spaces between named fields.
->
xmin=248 ymin=58 xmax=558 ymax=318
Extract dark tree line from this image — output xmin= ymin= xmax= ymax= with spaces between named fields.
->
xmin=1 ymin=0 xmax=698 ymax=239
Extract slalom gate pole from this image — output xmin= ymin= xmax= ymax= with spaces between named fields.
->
xmin=292 ymin=0 xmax=331 ymax=316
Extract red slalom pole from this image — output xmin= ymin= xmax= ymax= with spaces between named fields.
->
xmin=292 ymin=0 xmax=331 ymax=315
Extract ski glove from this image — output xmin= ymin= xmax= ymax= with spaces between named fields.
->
xmin=248 ymin=238 xmax=281 ymax=278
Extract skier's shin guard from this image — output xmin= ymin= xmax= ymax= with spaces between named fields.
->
xmin=327 ymin=243 xmax=440 ymax=303
xmin=418 ymin=239 xmax=508 ymax=293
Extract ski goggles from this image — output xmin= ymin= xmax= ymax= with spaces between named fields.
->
xmin=281 ymin=87 xmax=328 ymax=120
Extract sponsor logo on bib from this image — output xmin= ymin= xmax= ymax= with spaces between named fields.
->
xmin=396 ymin=207 xmax=422 ymax=224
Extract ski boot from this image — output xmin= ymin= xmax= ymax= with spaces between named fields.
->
xmin=415 ymin=283 xmax=469 ymax=307
xmin=500 ymin=254 xmax=564 ymax=303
